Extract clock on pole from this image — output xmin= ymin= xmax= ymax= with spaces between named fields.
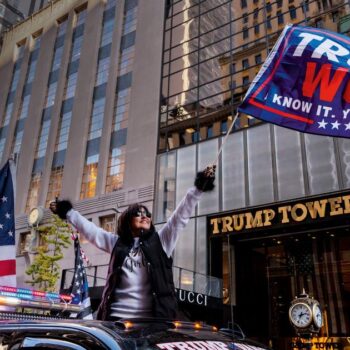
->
xmin=28 ymin=207 xmax=44 ymax=226
xmin=289 ymin=289 xmax=323 ymax=337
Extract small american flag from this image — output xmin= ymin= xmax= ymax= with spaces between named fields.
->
xmin=69 ymin=236 xmax=93 ymax=319
xmin=0 ymin=160 xmax=16 ymax=287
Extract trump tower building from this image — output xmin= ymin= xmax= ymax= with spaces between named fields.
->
xmin=1 ymin=0 xmax=350 ymax=348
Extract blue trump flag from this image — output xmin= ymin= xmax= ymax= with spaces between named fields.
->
xmin=0 ymin=160 xmax=16 ymax=287
xmin=238 ymin=24 xmax=350 ymax=138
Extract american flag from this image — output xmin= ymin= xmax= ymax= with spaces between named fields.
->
xmin=0 ymin=160 xmax=16 ymax=287
xmin=69 ymin=236 xmax=93 ymax=319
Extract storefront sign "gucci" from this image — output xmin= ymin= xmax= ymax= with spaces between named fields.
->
xmin=175 ymin=289 xmax=208 ymax=306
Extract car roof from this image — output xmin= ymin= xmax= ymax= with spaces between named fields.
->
xmin=0 ymin=318 xmax=271 ymax=350
xmin=0 ymin=318 xmax=221 ymax=339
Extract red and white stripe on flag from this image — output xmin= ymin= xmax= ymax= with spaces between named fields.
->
xmin=0 ymin=246 xmax=16 ymax=286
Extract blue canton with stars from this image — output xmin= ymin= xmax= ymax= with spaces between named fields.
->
xmin=0 ymin=161 xmax=15 ymax=246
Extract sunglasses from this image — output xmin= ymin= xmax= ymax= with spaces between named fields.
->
xmin=133 ymin=209 xmax=152 ymax=218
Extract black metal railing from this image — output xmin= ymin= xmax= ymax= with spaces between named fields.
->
xmin=61 ymin=264 xmax=222 ymax=298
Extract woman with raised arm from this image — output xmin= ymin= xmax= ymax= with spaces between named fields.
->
xmin=50 ymin=166 xmax=215 ymax=321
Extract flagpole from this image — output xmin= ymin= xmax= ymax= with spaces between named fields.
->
xmin=212 ymin=112 xmax=239 ymax=166
xmin=9 ymin=153 xmax=17 ymax=165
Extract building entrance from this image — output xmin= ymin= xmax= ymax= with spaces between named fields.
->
xmin=217 ymin=228 xmax=350 ymax=350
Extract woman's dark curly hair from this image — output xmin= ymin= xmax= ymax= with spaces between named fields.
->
xmin=117 ymin=203 xmax=155 ymax=245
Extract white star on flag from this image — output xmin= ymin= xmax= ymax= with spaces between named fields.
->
xmin=318 ymin=120 xmax=327 ymax=129
xmin=345 ymin=122 xmax=350 ymax=131
xmin=0 ymin=224 xmax=3 ymax=229
xmin=331 ymin=121 xmax=340 ymax=129
xmin=1 ymin=196 xmax=7 ymax=202
xmin=5 ymin=213 xmax=10 ymax=219
xmin=8 ymin=231 xmax=13 ymax=237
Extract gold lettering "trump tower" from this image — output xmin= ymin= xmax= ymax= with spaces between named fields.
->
xmin=209 ymin=195 xmax=350 ymax=235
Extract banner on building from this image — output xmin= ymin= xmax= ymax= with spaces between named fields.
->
xmin=0 ymin=160 xmax=16 ymax=287
xmin=238 ymin=24 xmax=350 ymax=138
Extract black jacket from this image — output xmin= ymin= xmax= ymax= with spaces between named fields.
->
xmin=97 ymin=230 xmax=178 ymax=320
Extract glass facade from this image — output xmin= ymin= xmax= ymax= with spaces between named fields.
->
xmin=160 ymin=0 xmax=350 ymax=152
xmin=157 ymin=0 xmax=350 ymax=347
xmin=156 ymin=127 xmax=350 ymax=347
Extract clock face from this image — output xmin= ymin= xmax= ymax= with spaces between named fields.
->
xmin=289 ymin=302 xmax=313 ymax=328
xmin=313 ymin=303 xmax=323 ymax=328
xmin=29 ymin=209 xmax=39 ymax=224
xmin=28 ymin=208 xmax=43 ymax=225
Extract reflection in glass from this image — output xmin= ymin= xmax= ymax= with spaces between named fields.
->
xmin=304 ymin=134 xmax=339 ymax=194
